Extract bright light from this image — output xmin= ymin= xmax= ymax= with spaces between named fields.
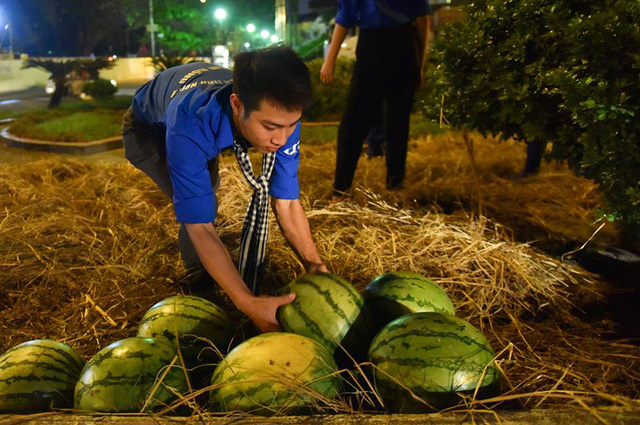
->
xmin=260 ymin=30 xmax=270 ymax=39
xmin=110 ymin=79 xmax=118 ymax=87
xmin=246 ymin=23 xmax=256 ymax=33
xmin=270 ymin=35 xmax=278 ymax=43
xmin=244 ymin=42 xmax=250 ymax=48
xmin=214 ymin=8 xmax=227 ymax=21
xmin=214 ymin=45 xmax=226 ymax=53
xmin=200 ymin=0 xmax=206 ymax=3
xmin=341 ymin=42 xmax=347 ymax=48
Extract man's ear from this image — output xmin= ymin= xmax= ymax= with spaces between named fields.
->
xmin=230 ymin=93 xmax=244 ymax=117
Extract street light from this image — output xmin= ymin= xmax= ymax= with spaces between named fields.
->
xmin=260 ymin=30 xmax=270 ymax=40
xmin=246 ymin=23 xmax=256 ymax=33
xmin=214 ymin=8 xmax=227 ymax=22
xmin=0 ymin=8 xmax=12 ymax=55
xmin=270 ymin=35 xmax=278 ymax=43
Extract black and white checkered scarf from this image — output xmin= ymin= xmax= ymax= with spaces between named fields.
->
xmin=232 ymin=138 xmax=276 ymax=294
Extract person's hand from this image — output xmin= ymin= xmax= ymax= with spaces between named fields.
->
xmin=320 ymin=60 xmax=335 ymax=84
xmin=307 ymin=262 xmax=329 ymax=274
xmin=237 ymin=293 xmax=296 ymax=333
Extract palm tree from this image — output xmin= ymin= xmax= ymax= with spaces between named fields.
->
xmin=150 ymin=55 xmax=199 ymax=72
xmin=23 ymin=59 xmax=79 ymax=108
xmin=78 ymin=58 xmax=115 ymax=80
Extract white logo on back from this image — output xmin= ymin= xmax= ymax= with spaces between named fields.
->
xmin=283 ymin=141 xmax=300 ymax=156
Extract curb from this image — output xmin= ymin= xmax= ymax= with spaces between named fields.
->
xmin=0 ymin=127 xmax=123 ymax=155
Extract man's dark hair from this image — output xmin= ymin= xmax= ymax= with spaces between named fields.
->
xmin=233 ymin=45 xmax=313 ymax=117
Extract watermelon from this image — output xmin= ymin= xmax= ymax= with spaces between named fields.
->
xmin=277 ymin=273 xmax=364 ymax=357
xmin=74 ymin=337 xmax=187 ymax=413
xmin=368 ymin=312 xmax=500 ymax=412
xmin=0 ymin=340 xmax=84 ymax=412
xmin=209 ymin=333 xmax=342 ymax=415
xmin=137 ymin=295 xmax=233 ymax=371
xmin=364 ymin=271 xmax=455 ymax=337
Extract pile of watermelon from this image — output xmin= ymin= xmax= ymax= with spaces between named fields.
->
xmin=0 ymin=271 xmax=499 ymax=415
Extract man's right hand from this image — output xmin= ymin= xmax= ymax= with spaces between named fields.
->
xmin=320 ymin=60 xmax=335 ymax=84
xmin=237 ymin=293 xmax=297 ymax=333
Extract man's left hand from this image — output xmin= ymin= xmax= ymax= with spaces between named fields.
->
xmin=307 ymin=262 xmax=329 ymax=274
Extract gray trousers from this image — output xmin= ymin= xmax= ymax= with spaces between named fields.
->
xmin=122 ymin=107 xmax=219 ymax=271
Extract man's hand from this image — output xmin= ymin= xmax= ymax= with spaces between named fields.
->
xmin=237 ymin=293 xmax=296 ymax=333
xmin=320 ymin=60 xmax=335 ymax=84
xmin=307 ymin=262 xmax=329 ymax=274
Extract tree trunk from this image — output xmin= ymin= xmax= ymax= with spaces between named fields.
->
xmin=49 ymin=80 xmax=67 ymax=109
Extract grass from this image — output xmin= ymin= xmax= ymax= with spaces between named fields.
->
xmin=5 ymin=96 xmax=132 ymax=143
xmin=35 ymin=112 xmax=124 ymax=142
xmin=9 ymin=109 xmax=125 ymax=143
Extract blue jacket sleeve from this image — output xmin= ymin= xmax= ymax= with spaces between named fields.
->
xmin=411 ymin=0 xmax=431 ymax=18
xmin=165 ymin=100 xmax=218 ymax=224
xmin=269 ymin=122 xmax=301 ymax=200
xmin=335 ymin=0 xmax=356 ymax=28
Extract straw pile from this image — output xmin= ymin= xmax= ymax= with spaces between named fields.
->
xmin=0 ymin=132 xmax=638 ymax=416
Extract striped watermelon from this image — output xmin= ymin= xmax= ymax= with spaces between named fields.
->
xmin=277 ymin=273 xmax=363 ymax=356
xmin=364 ymin=271 xmax=455 ymax=336
xmin=209 ymin=333 xmax=342 ymax=415
xmin=74 ymin=337 xmax=187 ymax=413
xmin=0 ymin=340 xmax=84 ymax=412
xmin=137 ymin=295 xmax=233 ymax=370
xmin=368 ymin=313 xmax=500 ymax=412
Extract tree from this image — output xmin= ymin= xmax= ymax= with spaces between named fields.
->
xmin=23 ymin=59 xmax=78 ymax=108
xmin=5 ymin=0 xmax=127 ymax=56
xmin=122 ymin=0 xmax=276 ymax=55
xmin=422 ymin=0 xmax=640 ymax=242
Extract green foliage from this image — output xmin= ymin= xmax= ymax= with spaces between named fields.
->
xmin=423 ymin=0 xmax=640 ymax=238
xmin=298 ymin=37 xmax=326 ymax=61
xmin=304 ymin=57 xmax=354 ymax=121
xmin=77 ymin=58 xmax=115 ymax=80
xmin=543 ymin=1 xmax=640 ymax=237
xmin=150 ymin=55 xmax=199 ymax=72
xmin=82 ymin=79 xmax=118 ymax=98
xmin=23 ymin=58 xmax=79 ymax=80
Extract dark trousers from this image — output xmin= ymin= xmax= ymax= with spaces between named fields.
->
xmin=524 ymin=139 xmax=547 ymax=176
xmin=121 ymin=107 xmax=219 ymax=271
xmin=334 ymin=22 xmax=420 ymax=193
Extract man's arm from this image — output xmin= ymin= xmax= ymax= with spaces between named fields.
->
xmin=320 ymin=23 xmax=349 ymax=85
xmin=271 ymin=198 xmax=328 ymax=274
xmin=415 ymin=14 xmax=432 ymax=88
xmin=184 ymin=222 xmax=295 ymax=333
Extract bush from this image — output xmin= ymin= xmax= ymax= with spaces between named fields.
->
xmin=304 ymin=57 xmax=354 ymax=122
xmin=82 ymin=78 xmax=118 ymax=98
xmin=423 ymin=0 xmax=640 ymax=241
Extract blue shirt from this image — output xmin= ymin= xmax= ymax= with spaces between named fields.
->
xmin=335 ymin=0 xmax=430 ymax=29
xmin=132 ymin=62 xmax=301 ymax=224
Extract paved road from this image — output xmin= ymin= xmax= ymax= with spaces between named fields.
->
xmin=0 ymin=82 xmax=142 ymax=112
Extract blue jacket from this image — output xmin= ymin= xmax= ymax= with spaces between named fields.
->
xmin=132 ymin=62 xmax=301 ymax=224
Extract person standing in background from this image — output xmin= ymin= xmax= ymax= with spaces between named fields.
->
xmin=321 ymin=0 xmax=431 ymax=199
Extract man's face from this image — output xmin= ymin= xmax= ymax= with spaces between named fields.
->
xmin=230 ymin=93 xmax=302 ymax=154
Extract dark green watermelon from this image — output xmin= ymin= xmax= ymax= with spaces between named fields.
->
xmin=364 ymin=271 xmax=455 ymax=338
xmin=368 ymin=312 xmax=500 ymax=412
xmin=277 ymin=273 xmax=365 ymax=362
xmin=74 ymin=337 xmax=187 ymax=413
xmin=0 ymin=340 xmax=84 ymax=412
xmin=137 ymin=295 xmax=233 ymax=383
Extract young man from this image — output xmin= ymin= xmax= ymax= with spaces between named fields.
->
xmin=122 ymin=46 xmax=328 ymax=333
xmin=321 ymin=0 xmax=431 ymax=198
